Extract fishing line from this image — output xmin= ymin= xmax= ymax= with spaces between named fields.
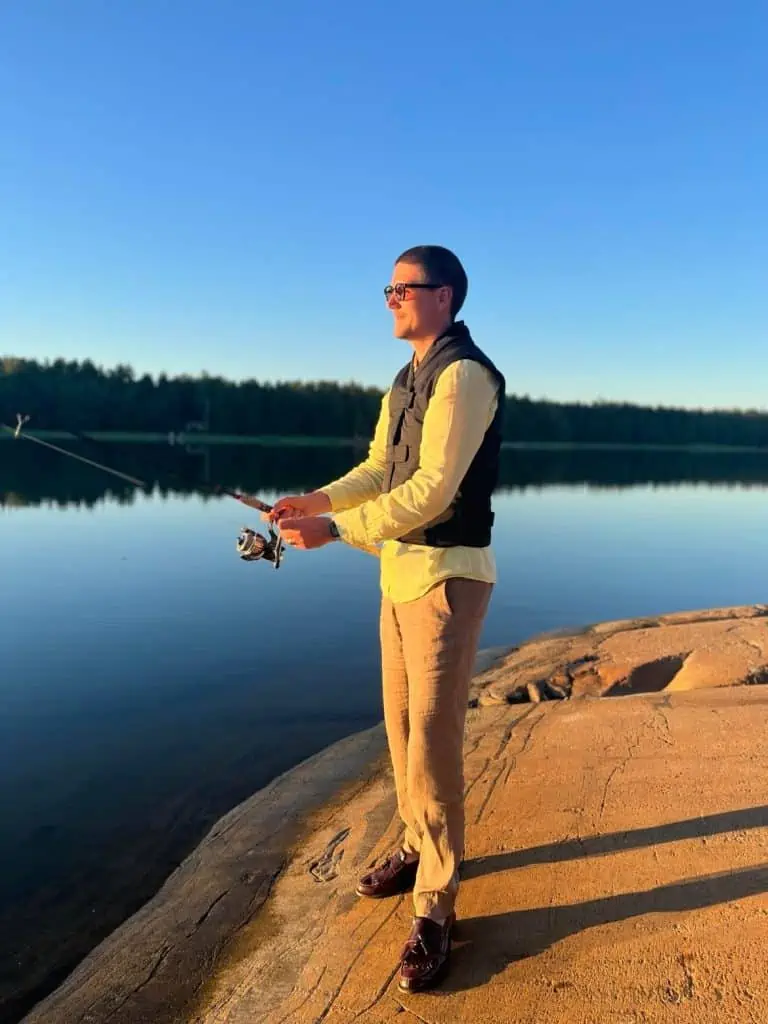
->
xmin=2 ymin=414 xmax=284 ymax=567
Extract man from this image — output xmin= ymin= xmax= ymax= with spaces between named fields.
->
xmin=269 ymin=245 xmax=505 ymax=992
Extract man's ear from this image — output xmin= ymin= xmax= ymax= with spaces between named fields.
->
xmin=439 ymin=285 xmax=453 ymax=312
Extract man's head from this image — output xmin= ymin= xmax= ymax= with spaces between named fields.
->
xmin=385 ymin=245 xmax=468 ymax=344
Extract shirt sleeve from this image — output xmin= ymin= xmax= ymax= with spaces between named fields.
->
xmin=332 ymin=360 xmax=499 ymax=549
xmin=318 ymin=391 xmax=390 ymax=512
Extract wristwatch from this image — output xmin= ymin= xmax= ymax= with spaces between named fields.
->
xmin=329 ymin=519 xmax=340 ymax=539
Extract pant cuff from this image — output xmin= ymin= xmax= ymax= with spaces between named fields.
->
xmin=414 ymin=894 xmax=455 ymax=921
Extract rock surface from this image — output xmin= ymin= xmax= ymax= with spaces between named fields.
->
xmin=24 ymin=606 xmax=768 ymax=1024
xmin=471 ymin=603 xmax=768 ymax=704
xmin=22 ymin=724 xmax=390 ymax=1024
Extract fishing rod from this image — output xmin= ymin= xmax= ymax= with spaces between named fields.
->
xmin=1 ymin=414 xmax=285 ymax=568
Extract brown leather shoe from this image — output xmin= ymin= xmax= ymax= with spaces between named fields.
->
xmin=398 ymin=913 xmax=455 ymax=992
xmin=355 ymin=850 xmax=419 ymax=899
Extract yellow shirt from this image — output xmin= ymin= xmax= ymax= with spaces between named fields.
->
xmin=320 ymin=359 xmax=500 ymax=603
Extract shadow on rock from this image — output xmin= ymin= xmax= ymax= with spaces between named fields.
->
xmin=447 ymin=862 xmax=768 ymax=993
xmin=462 ymin=804 xmax=768 ymax=880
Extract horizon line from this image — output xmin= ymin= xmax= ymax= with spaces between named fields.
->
xmin=3 ymin=353 xmax=768 ymax=418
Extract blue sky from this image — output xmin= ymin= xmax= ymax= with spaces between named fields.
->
xmin=1 ymin=1 xmax=766 ymax=408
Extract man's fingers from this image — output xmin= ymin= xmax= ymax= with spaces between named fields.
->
xmin=260 ymin=508 xmax=287 ymax=524
xmin=280 ymin=518 xmax=314 ymax=549
xmin=281 ymin=535 xmax=302 ymax=549
xmin=272 ymin=505 xmax=299 ymax=522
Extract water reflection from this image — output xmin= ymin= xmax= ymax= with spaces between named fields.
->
xmin=4 ymin=440 xmax=768 ymax=509
xmin=0 ymin=440 xmax=360 ymax=509
xmin=4 ymin=440 xmax=768 ymax=1022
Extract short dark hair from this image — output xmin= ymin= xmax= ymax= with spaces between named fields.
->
xmin=395 ymin=245 xmax=468 ymax=318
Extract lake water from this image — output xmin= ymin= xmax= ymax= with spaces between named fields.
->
xmin=3 ymin=439 xmax=768 ymax=1020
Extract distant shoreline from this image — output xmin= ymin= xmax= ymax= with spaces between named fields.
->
xmin=5 ymin=431 xmax=768 ymax=453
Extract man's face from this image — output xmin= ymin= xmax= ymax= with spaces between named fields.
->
xmin=385 ymin=261 xmax=452 ymax=341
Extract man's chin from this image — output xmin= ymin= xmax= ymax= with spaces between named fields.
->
xmin=392 ymin=322 xmax=411 ymax=340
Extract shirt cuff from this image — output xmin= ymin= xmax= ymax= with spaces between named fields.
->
xmin=318 ymin=484 xmax=345 ymax=514
xmin=331 ymin=510 xmax=381 ymax=557
xmin=332 ymin=507 xmax=371 ymax=547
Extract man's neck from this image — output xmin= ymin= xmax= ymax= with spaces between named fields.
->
xmin=409 ymin=321 xmax=455 ymax=365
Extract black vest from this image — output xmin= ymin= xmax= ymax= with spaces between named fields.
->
xmin=382 ymin=322 xmax=505 ymax=547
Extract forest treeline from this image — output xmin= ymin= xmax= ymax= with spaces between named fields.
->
xmin=3 ymin=355 xmax=768 ymax=446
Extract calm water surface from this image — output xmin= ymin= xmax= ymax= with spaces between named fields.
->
xmin=3 ymin=440 xmax=768 ymax=1020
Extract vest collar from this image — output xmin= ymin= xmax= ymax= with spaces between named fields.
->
xmin=409 ymin=321 xmax=471 ymax=383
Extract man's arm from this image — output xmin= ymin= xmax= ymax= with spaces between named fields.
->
xmin=332 ymin=361 xmax=499 ymax=549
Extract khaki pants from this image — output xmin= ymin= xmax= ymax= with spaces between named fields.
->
xmin=380 ymin=577 xmax=492 ymax=920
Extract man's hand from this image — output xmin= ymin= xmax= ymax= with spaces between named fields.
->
xmin=265 ymin=491 xmax=331 ymax=523
xmin=279 ymin=516 xmax=337 ymax=550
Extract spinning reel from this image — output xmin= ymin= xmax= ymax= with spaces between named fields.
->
xmin=236 ymin=524 xmax=284 ymax=568
xmin=234 ymin=495 xmax=284 ymax=569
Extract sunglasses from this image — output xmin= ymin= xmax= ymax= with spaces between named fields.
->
xmin=383 ymin=282 xmax=444 ymax=302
